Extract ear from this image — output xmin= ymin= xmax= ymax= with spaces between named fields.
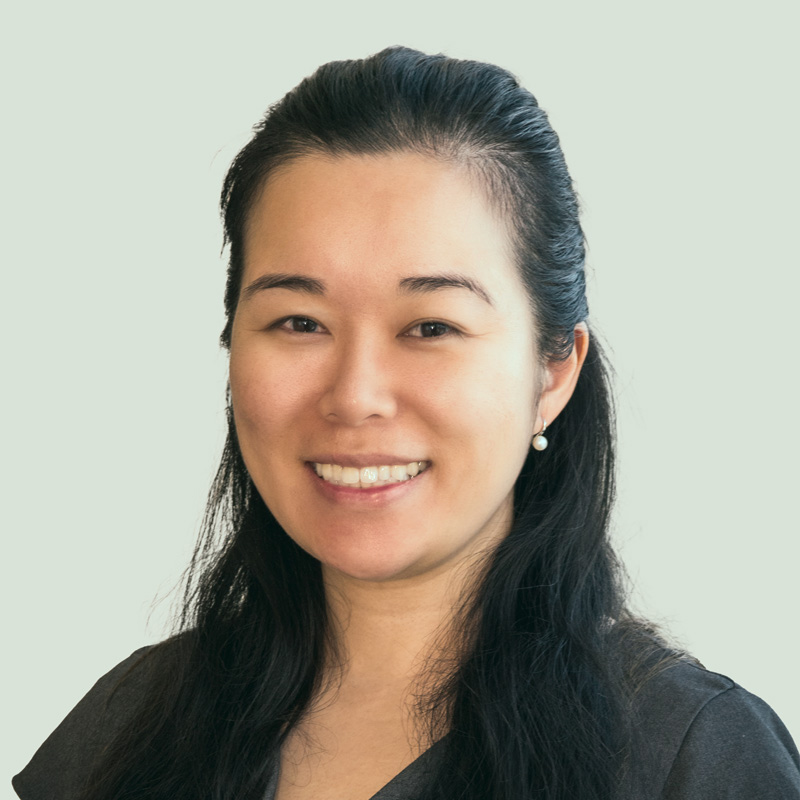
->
xmin=535 ymin=324 xmax=589 ymax=430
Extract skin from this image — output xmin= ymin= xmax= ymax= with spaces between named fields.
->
xmin=228 ymin=152 xmax=587 ymax=799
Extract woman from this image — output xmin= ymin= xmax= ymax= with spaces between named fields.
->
xmin=13 ymin=46 xmax=800 ymax=800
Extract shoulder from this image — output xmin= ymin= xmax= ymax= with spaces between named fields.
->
xmin=626 ymin=659 xmax=800 ymax=799
xmin=12 ymin=645 xmax=159 ymax=800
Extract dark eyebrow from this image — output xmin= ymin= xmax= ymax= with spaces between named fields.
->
xmin=398 ymin=274 xmax=494 ymax=307
xmin=241 ymin=273 xmax=326 ymax=299
xmin=241 ymin=271 xmax=494 ymax=306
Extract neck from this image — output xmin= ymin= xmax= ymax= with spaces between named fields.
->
xmin=321 ymin=556 xmax=484 ymax=692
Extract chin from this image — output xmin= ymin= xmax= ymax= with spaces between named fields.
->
xmin=308 ymin=534 xmax=433 ymax=584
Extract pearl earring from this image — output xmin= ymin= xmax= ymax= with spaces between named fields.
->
xmin=532 ymin=420 xmax=548 ymax=451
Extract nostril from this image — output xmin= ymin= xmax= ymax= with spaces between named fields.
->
xmin=319 ymin=371 xmax=398 ymax=424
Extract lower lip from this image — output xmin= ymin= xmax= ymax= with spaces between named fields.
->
xmin=306 ymin=463 xmax=428 ymax=505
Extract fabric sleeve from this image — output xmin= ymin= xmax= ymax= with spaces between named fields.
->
xmin=12 ymin=647 xmax=153 ymax=800
xmin=661 ymin=685 xmax=800 ymax=799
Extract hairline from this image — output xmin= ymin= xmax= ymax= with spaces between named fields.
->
xmin=237 ymin=145 xmax=537 ymax=318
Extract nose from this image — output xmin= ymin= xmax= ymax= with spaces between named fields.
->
xmin=318 ymin=335 xmax=398 ymax=425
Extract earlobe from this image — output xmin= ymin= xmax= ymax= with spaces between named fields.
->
xmin=535 ymin=324 xmax=589 ymax=429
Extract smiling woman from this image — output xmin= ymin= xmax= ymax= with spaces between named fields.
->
xmin=229 ymin=153 xmax=567 ymax=586
xmin=13 ymin=46 xmax=800 ymax=800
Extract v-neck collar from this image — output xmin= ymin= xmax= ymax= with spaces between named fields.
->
xmin=265 ymin=735 xmax=447 ymax=800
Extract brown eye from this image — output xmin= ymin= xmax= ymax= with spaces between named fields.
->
xmin=404 ymin=320 xmax=462 ymax=339
xmin=418 ymin=322 xmax=452 ymax=338
xmin=280 ymin=317 xmax=321 ymax=333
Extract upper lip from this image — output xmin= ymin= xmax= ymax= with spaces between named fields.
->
xmin=306 ymin=453 xmax=429 ymax=468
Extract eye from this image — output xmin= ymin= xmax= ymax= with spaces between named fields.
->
xmin=274 ymin=316 xmax=325 ymax=334
xmin=405 ymin=321 xmax=460 ymax=339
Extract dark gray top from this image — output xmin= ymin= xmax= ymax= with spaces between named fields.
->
xmin=13 ymin=647 xmax=800 ymax=799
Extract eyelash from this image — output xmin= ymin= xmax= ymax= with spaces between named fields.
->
xmin=272 ymin=316 xmax=461 ymax=339
xmin=404 ymin=321 xmax=460 ymax=339
xmin=274 ymin=316 xmax=325 ymax=334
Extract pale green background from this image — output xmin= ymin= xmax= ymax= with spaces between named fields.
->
xmin=3 ymin=0 xmax=798 ymax=787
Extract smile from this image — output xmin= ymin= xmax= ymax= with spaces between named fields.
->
xmin=313 ymin=461 xmax=431 ymax=488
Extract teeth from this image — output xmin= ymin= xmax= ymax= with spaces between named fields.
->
xmin=390 ymin=465 xmax=406 ymax=481
xmin=342 ymin=467 xmax=360 ymax=484
xmin=313 ymin=461 xmax=430 ymax=488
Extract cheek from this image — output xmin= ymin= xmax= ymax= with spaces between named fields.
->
xmin=439 ymin=351 xmax=539 ymax=443
xmin=229 ymin=350 xmax=309 ymax=451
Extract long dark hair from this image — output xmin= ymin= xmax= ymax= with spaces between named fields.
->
xmin=82 ymin=46 xmax=664 ymax=800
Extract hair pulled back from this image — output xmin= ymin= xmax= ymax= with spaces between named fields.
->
xmin=220 ymin=46 xmax=587 ymax=361
xmin=82 ymin=46 xmax=653 ymax=800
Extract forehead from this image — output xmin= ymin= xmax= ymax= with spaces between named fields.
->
xmin=242 ymin=152 xmax=524 ymax=303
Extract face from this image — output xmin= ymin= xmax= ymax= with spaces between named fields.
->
xmin=229 ymin=152 xmax=542 ymax=587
